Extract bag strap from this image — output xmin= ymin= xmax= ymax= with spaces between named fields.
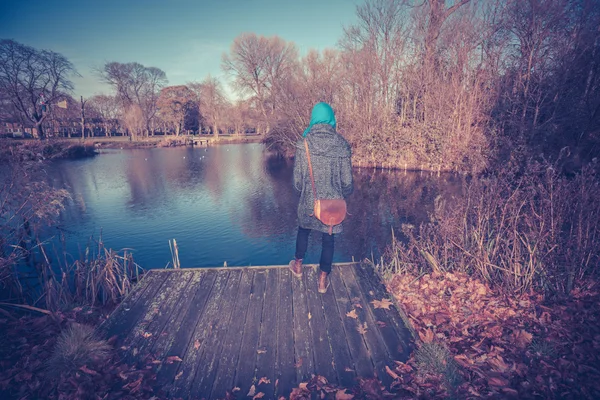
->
xmin=304 ymin=139 xmax=318 ymax=201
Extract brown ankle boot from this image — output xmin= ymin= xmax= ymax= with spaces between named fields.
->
xmin=318 ymin=271 xmax=330 ymax=294
xmin=289 ymin=258 xmax=303 ymax=278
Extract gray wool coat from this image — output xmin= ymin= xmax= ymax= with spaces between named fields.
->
xmin=293 ymin=124 xmax=353 ymax=234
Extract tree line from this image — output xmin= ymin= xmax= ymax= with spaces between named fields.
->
xmin=1 ymin=0 xmax=599 ymax=172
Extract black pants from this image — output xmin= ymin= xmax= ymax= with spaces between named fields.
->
xmin=295 ymin=226 xmax=334 ymax=274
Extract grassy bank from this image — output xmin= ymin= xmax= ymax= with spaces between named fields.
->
xmin=372 ymin=159 xmax=600 ymax=398
xmin=0 ymin=139 xmax=97 ymax=162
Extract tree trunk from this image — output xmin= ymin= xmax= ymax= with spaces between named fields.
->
xmin=35 ymin=120 xmax=45 ymax=140
xmin=81 ymin=96 xmax=86 ymax=140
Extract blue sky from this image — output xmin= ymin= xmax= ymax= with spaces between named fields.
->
xmin=0 ymin=0 xmax=359 ymax=98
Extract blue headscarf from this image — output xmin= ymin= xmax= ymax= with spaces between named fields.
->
xmin=303 ymin=102 xmax=336 ymax=137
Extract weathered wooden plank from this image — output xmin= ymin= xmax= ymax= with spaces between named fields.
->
xmin=232 ymin=269 xmax=266 ymax=397
xmin=292 ymin=265 xmax=315 ymax=384
xmin=123 ymin=271 xmax=195 ymax=363
xmin=275 ymin=268 xmax=296 ymax=399
xmin=168 ymin=270 xmax=237 ymax=398
xmin=97 ymin=270 xmax=157 ymax=335
xmin=190 ymin=269 xmax=244 ymax=398
xmin=352 ymin=263 xmax=413 ymax=361
xmin=155 ymin=269 xmax=220 ymax=391
xmin=320 ymin=266 xmax=357 ymax=388
xmin=101 ymin=271 xmax=168 ymax=341
xmin=328 ymin=267 xmax=374 ymax=378
xmin=150 ymin=270 xmax=207 ymax=360
xmin=338 ymin=265 xmax=393 ymax=388
xmin=147 ymin=262 xmax=358 ymax=272
xmin=209 ymin=269 xmax=254 ymax=399
xmin=253 ymin=268 xmax=279 ymax=399
xmin=304 ymin=266 xmax=337 ymax=384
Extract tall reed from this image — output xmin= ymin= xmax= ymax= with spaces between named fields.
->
xmin=377 ymin=160 xmax=600 ymax=294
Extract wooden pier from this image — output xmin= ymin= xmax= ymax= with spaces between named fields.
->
xmin=99 ymin=263 xmax=413 ymax=399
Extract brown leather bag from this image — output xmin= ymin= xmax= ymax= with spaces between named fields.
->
xmin=304 ymin=139 xmax=347 ymax=234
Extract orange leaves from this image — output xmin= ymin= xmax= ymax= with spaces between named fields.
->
xmin=371 ymin=298 xmax=393 ymax=310
xmin=385 ymin=365 xmax=399 ymax=380
xmin=356 ymin=322 xmax=368 ymax=335
xmin=387 ymin=269 xmax=567 ymax=397
xmin=166 ymin=355 xmax=182 ymax=364
xmin=335 ymin=389 xmax=354 ymax=399
xmin=512 ymin=329 xmax=533 ymax=348
xmin=418 ymin=328 xmax=434 ymax=343
xmin=258 ymin=376 xmax=271 ymax=385
xmin=346 ymin=309 xmax=358 ymax=319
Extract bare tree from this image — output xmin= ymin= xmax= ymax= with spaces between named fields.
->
xmin=98 ymin=62 xmax=167 ymax=136
xmin=156 ymin=85 xmax=195 ymax=136
xmin=189 ymin=77 xmax=228 ymax=137
xmin=0 ymin=39 xmax=77 ymax=139
xmin=123 ymin=104 xmax=144 ymax=141
xmin=222 ymin=33 xmax=298 ymax=133
xmin=88 ymin=94 xmax=121 ymax=137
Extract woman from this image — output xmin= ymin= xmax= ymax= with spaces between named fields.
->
xmin=289 ymin=102 xmax=353 ymax=293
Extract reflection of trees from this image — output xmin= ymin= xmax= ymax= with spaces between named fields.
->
xmin=125 ymin=149 xmax=206 ymax=211
xmin=340 ymin=169 xmax=463 ymax=260
xmin=237 ymin=157 xmax=463 ymax=261
xmin=238 ymin=155 xmax=299 ymax=237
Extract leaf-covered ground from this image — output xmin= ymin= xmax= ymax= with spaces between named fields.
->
xmin=386 ymin=271 xmax=600 ymax=399
xmin=2 ymin=271 xmax=599 ymax=399
xmin=0 ymin=307 xmax=158 ymax=400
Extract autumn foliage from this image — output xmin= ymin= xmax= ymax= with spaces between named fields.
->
xmin=385 ymin=269 xmax=600 ymax=399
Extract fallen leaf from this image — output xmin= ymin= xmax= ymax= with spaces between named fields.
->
xmin=253 ymin=393 xmax=265 ymax=399
xmin=353 ymin=303 xmax=363 ymax=309
xmin=357 ymin=322 xmax=368 ymax=335
xmin=418 ymin=328 xmax=434 ymax=343
xmin=175 ymin=371 xmax=183 ymax=380
xmin=295 ymin=358 xmax=303 ymax=368
xmin=79 ymin=366 xmax=98 ymax=375
xmin=385 ymin=365 xmax=399 ymax=380
xmin=151 ymin=359 xmax=162 ymax=364
xmin=488 ymin=376 xmax=509 ymax=386
xmin=299 ymin=382 xmax=308 ymax=390
xmin=257 ymin=348 xmax=267 ymax=354
xmin=344 ymin=367 xmax=354 ymax=372
xmin=513 ymin=330 xmax=533 ymax=348
xmin=142 ymin=332 xmax=152 ymax=338
xmin=194 ymin=339 xmax=201 ymax=350
xmin=346 ymin=309 xmax=358 ymax=319
xmin=247 ymin=384 xmax=256 ymax=397
xmin=371 ymin=298 xmax=393 ymax=310
xmin=166 ymin=355 xmax=183 ymax=364
xmin=232 ymin=387 xmax=241 ymax=392
xmin=258 ymin=376 xmax=271 ymax=385
xmin=335 ymin=389 xmax=354 ymax=399
xmin=376 ymin=320 xmax=387 ymax=328
xmin=132 ymin=347 xmax=138 ymax=356
xmin=308 ymin=312 xmax=312 ymax=320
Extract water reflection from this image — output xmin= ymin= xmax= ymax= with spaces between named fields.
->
xmin=48 ymin=144 xmax=462 ymax=269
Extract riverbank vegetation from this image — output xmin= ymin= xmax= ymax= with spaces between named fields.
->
xmin=0 ymin=140 xmax=96 ymax=162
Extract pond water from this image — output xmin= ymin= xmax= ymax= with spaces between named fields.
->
xmin=47 ymin=143 xmax=462 ymax=269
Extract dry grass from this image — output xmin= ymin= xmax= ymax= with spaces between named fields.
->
xmin=1 ymin=159 xmax=144 ymax=311
xmin=415 ymin=342 xmax=462 ymax=390
xmin=46 ymin=323 xmax=111 ymax=378
xmin=377 ymin=160 xmax=600 ymax=294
